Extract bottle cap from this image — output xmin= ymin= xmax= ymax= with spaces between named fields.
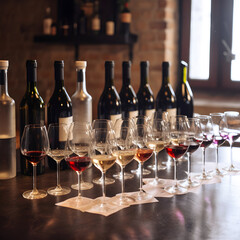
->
xmin=0 ymin=60 xmax=9 ymax=70
xmin=122 ymin=61 xmax=131 ymax=68
xmin=162 ymin=61 xmax=170 ymax=68
xmin=75 ymin=61 xmax=87 ymax=69
xmin=26 ymin=60 xmax=37 ymax=68
xmin=54 ymin=60 xmax=64 ymax=68
xmin=140 ymin=61 xmax=149 ymax=68
xmin=105 ymin=61 xmax=114 ymax=67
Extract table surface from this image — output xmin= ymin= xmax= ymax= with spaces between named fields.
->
xmin=1 ymin=146 xmax=240 ymax=240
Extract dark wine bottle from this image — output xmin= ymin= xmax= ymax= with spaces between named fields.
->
xmin=119 ymin=61 xmax=138 ymax=119
xmin=20 ymin=60 xmax=45 ymax=175
xmin=120 ymin=1 xmax=131 ymax=38
xmin=91 ymin=0 xmax=101 ymax=34
xmin=47 ymin=60 xmax=72 ymax=170
xmin=176 ymin=61 xmax=194 ymax=118
xmin=156 ymin=61 xmax=177 ymax=118
xmin=137 ymin=61 xmax=155 ymax=118
xmin=98 ymin=61 xmax=122 ymax=124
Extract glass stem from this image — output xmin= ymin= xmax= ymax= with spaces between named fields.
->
xmin=188 ymin=152 xmax=191 ymax=182
xmin=32 ymin=163 xmax=38 ymax=193
xmin=56 ymin=161 xmax=61 ymax=189
xmin=230 ymin=143 xmax=233 ymax=168
xmin=216 ymin=146 xmax=219 ymax=170
xmin=139 ymin=162 xmax=143 ymax=193
xmin=121 ymin=166 xmax=125 ymax=195
xmin=154 ymin=151 xmax=158 ymax=180
xmin=174 ymin=158 xmax=178 ymax=188
xmin=77 ymin=172 xmax=81 ymax=199
xmin=102 ymin=171 xmax=106 ymax=201
xmin=202 ymin=147 xmax=206 ymax=176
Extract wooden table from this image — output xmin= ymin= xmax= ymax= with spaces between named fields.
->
xmin=1 ymin=146 xmax=240 ymax=240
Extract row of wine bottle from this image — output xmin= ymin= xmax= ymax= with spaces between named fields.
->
xmin=0 ymin=59 xmax=193 ymax=179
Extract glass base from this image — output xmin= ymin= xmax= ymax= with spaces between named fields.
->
xmin=112 ymin=171 xmax=134 ymax=180
xmin=214 ymin=168 xmax=227 ymax=177
xmin=147 ymin=164 xmax=167 ymax=171
xmin=47 ymin=186 xmax=71 ymax=196
xmin=132 ymin=191 xmax=153 ymax=201
xmin=71 ymin=182 xmax=94 ymax=191
xmin=148 ymin=178 xmax=165 ymax=186
xmin=195 ymin=172 xmax=213 ymax=180
xmin=131 ymin=168 xmax=151 ymax=176
xmin=223 ymin=165 xmax=240 ymax=172
xmin=22 ymin=189 xmax=47 ymax=200
xmin=92 ymin=176 xmax=115 ymax=185
xmin=90 ymin=197 xmax=117 ymax=213
xmin=179 ymin=178 xmax=201 ymax=188
xmin=164 ymin=185 xmax=188 ymax=195
xmin=111 ymin=194 xmax=135 ymax=206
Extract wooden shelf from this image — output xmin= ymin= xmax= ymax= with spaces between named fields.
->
xmin=34 ymin=33 xmax=138 ymax=60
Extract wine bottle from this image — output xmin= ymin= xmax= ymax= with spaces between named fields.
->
xmin=71 ymin=61 xmax=92 ymax=123
xmin=47 ymin=60 xmax=72 ymax=170
xmin=120 ymin=1 xmax=131 ymax=38
xmin=98 ymin=61 xmax=122 ymax=125
xmin=137 ymin=61 xmax=155 ymax=118
xmin=20 ymin=60 xmax=45 ymax=176
xmin=156 ymin=61 xmax=177 ymax=118
xmin=176 ymin=61 xmax=194 ymax=118
xmin=43 ymin=7 xmax=53 ymax=35
xmin=119 ymin=61 xmax=138 ymax=119
xmin=91 ymin=0 xmax=101 ymax=34
xmin=0 ymin=60 xmax=16 ymax=179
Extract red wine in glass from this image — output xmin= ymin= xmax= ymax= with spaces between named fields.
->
xmin=65 ymin=156 xmax=91 ymax=172
xmin=187 ymin=142 xmax=200 ymax=153
xmin=24 ymin=151 xmax=47 ymax=164
xmin=136 ymin=148 xmax=153 ymax=162
xmin=165 ymin=145 xmax=188 ymax=159
xmin=213 ymin=135 xmax=226 ymax=146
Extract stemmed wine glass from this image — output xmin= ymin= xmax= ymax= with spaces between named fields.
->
xmin=223 ymin=111 xmax=240 ymax=172
xmin=133 ymin=122 xmax=153 ymax=201
xmin=131 ymin=115 xmax=152 ymax=176
xmin=112 ymin=120 xmax=137 ymax=205
xmin=179 ymin=118 xmax=202 ymax=188
xmin=66 ymin=124 xmax=92 ymax=205
xmin=146 ymin=119 xmax=168 ymax=186
xmin=164 ymin=117 xmax=189 ymax=194
xmin=210 ymin=113 xmax=227 ymax=176
xmin=92 ymin=119 xmax=116 ymax=185
xmin=47 ymin=123 xmax=71 ymax=196
xmin=68 ymin=122 xmax=93 ymax=191
xmin=196 ymin=115 xmax=214 ymax=180
xmin=91 ymin=127 xmax=117 ymax=212
xmin=21 ymin=124 xmax=49 ymax=199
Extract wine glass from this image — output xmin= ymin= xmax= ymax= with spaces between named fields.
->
xmin=47 ymin=123 xmax=71 ymax=196
xmin=112 ymin=123 xmax=137 ymax=205
xmin=196 ymin=115 xmax=214 ymax=180
xmin=146 ymin=119 xmax=168 ymax=186
xmin=21 ymin=124 xmax=49 ymax=199
xmin=91 ymin=127 xmax=117 ymax=212
xmin=210 ymin=113 xmax=227 ymax=176
xmin=179 ymin=118 xmax=202 ymax=188
xmin=112 ymin=118 xmax=135 ymax=180
xmin=92 ymin=119 xmax=116 ymax=185
xmin=131 ymin=115 xmax=152 ymax=176
xmin=66 ymin=125 xmax=92 ymax=205
xmin=133 ymin=122 xmax=153 ymax=201
xmin=68 ymin=122 xmax=93 ymax=191
xmin=164 ymin=117 xmax=189 ymax=194
xmin=223 ymin=111 xmax=240 ymax=172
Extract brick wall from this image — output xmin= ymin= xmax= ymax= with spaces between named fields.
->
xmin=0 ymin=0 xmax=179 ymax=129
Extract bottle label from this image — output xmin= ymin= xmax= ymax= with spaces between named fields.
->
xmin=110 ymin=114 xmax=122 ymax=126
xmin=129 ymin=110 xmax=138 ymax=119
xmin=92 ymin=17 xmax=100 ymax=31
xmin=59 ymin=116 xmax=73 ymax=141
xmin=145 ymin=109 xmax=155 ymax=119
xmin=164 ymin=108 xmax=176 ymax=119
xmin=121 ymin=13 xmax=131 ymax=23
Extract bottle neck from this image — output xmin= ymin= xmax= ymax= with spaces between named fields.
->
xmin=55 ymin=66 xmax=64 ymax=89
xmin=76 ymin=68 xmax=86 ymax=91
xmin=0 ymin=69 xmax=8 ymax=95
xmin=26 ymin=66 xmax=37 ymax=91
xmin=162 ymin=66 xmax=169 ymax=85
xmin=122 ymin=65 xmax=131 ymax=86
xmin=140 ymin=65 xmax=149 ymax=86
xmin=181 ymin=65 xmax=187 ymax=84
xmin=105 ymin=65 xmax=114 ymax=88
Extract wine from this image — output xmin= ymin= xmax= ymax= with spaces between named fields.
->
xmin=213 ymin=135 xmax=226 ymax=146
xmin=71 ymin=61 xmax=92 ymax=124
xmin=47 ymin=61 xmax=72 ymax=170
xmin=91 ymin=0 xmax=101 ymax=34
xmin=119 ymin=61 xmax=138 ymax=119
xmin=165 ymin=145 xmax=188 ymax=159
xmin=24 ymin=151 xmax=47 ymax=164
xmin=98 ymin=61 xmax=122 ymax=125
xmin=187 ymin=143 xmax=200 ymax=153
xmin=146 ymin=140 xmax=165 ymax=152
xmin=92 ymin=154 xmax=116 ymax=172
xmin=156 ymin=62 xmax=177 ymax=119
xmin=48 ymin=149 xmax=70 ymax=162
xmin=43 ymin=7 xmax=52 ymax=35
xmin=120 ymin=1 xmax=131 ymax=38
xmin=113 ymin=149 xmax=136 ymax=167
xmin=200 ymin=140 xmax=213 ymax=148
xmin=223 ymin=132 xmax=240 ymax=143
xmin=20 ymin=60 xmax=45 ymax=176
xmin=176 ymin=61 xmax=194 ymax=118
xmin=137 ymin=61 xmax=155 ymax=118
xmin=65 ymin=156 xmax=91 ymax=172
xmin=135 ymin=148 xmax=153 ymax=163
